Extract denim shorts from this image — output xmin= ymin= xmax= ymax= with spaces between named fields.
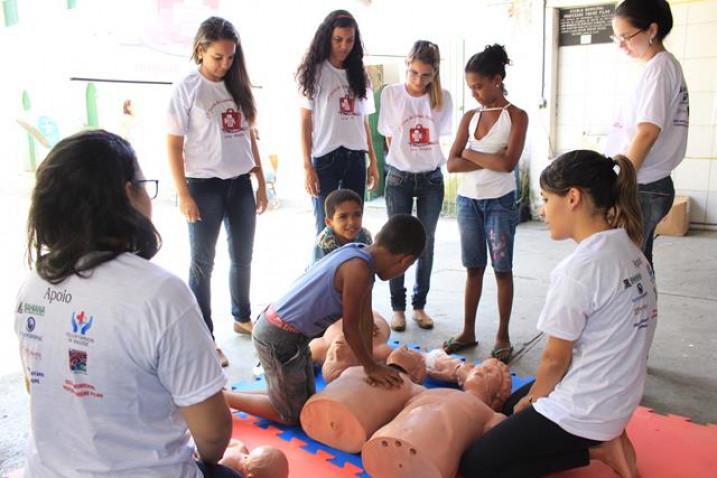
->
xmin=252 ymin=314 xmax=314 ymax=425
xmin=457 ymin=192 xmax=518 ymax=272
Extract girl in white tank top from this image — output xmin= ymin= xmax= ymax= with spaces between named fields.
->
xmin=444 ymin=44 xmax=528 ymax=363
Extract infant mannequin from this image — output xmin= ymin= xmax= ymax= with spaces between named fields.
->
xmin=361 ymin=359 xmax=511 ymax=478
xmin=300 ymin=346 xmax=426 ymax=453
xmin=218 ymin=439 xmax=289 ymax=478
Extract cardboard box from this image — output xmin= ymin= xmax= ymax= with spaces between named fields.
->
xmin=655 ymin=195 xmax=689 ymax=236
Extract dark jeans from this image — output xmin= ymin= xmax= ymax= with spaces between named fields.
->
xmin=460 ymin=381 xmax=601 ymax=478
xmin=187 ymin=175 xmax=256 ymax=338
xmin=384 ymin=165 xmax=444 ymax=311
xmin=196 ymin=460 xmax=243 ymax=477
xmin=639 ymin=176 xmax=675 ymax=268
xmin=312 ymin=147 xmax=367 ymax=235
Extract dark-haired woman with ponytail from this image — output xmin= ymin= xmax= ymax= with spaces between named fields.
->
xmin=444 ymin=44 xmax=528 ymax=362
xmin=297 ymin=10 xmax=379 ymax=235
xmin=460 ymin=150 xmax=655 ymax=478
xmin=605 ymin=0 xmax=689 ymax=270
xmin=378 ymin=40 xmax=453 ymax=332
xmin=17 ymin=130 xmax=240 ymax=477
xmin=167 ymin=17 xmax=268 ymax=367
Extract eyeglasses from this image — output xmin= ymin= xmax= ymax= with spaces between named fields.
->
xmin=134 ymin=179 xmax=159 ymax=200
xmin=407 ymin=69 xmax=435 ymax=82
xmin=610 ymin=30 xmax=642 ymax=45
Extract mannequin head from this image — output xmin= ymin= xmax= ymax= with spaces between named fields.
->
xmin=219 ymin=440 xmax=289 ymax=478
xmin=386 ymin=346 xmax=427 ymax=384
xmin=456 ymin=358 xmax=512 ymax=411
xmin=322 ymin=335 xmax=358 ymax=383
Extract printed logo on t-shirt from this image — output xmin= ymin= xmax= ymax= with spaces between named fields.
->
xmin=674 ymin=85 xmax=689 ymax=127
xmin=69 ymin=349 xmax=87 ymax=374
xmin=409 ymin=124 xmax=431 ymax=145
xmin=221 ymin=108 xmax=243 ymax=133
xmin=622 ymin=273 xmax=642 ymax=290
xmin=25 ymin=316 xmax=37 ymax=333
xmin=17 ymin=301 xmax=46 ymax=316
xmin=71 ymin=311 xmax=93 ymax=335
xmin=339 ymin=95 xmax=356 ymax=115
xmin=63 ymin=379 xmax=104 ymax=399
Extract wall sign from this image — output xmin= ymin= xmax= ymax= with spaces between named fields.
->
xmin=559 ymin=4 xmax=615 ymax=46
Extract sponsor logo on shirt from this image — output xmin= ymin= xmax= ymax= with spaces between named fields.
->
xmin=17 ymin=302 xmax=46 ymax=316
xmin=622 ymin=273 xmax=642 ymax=289
xmin=25 ymin=316 xmax=37 ymax=333
xmin=69 ymin=349 xmax=88 ymax=374
xmin=22 ymin=346 xmax=42 ymax=362
xmin=29 ymin=369 xmax=45 ymax=385
xmin=339 ymin=95 xmax=356 ymax=115
xmin=63 ymin=379 xmax=104 ymax=399
xmin=44 ymin=287 xmax=73 ymax=304
xmin=221 ymin=108 xmax=243 ymax=133
xmin=409 ymin=124 xmax=431 ymax=145
xmin=67 ymin=311 xmax=95 ymax=346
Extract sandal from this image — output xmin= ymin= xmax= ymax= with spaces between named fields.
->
xmin=491 ymin=344 xmax=514 ymax=364
xmin=442 ymin=336 xmax=478 ymax=354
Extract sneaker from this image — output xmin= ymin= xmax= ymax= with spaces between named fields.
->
xmin=216 ymin=348 xmax=229 ymax=368
xmin=233 ymin=320 xmax=253 ymax=335
xmin=391 ymin=311 xmax=406 ymax=332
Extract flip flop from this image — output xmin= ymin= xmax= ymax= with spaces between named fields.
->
xmin=491 ymin=344 xmax=514 ymax=364
xmin=442 ymin=336 xmax=478 ymax=354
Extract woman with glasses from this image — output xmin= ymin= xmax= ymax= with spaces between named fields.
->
xmin=16 ymin=130 xmax=241 ymax=477
xmin=605 ymin=0 xmax=689 ymax=270
xmin=377 ymin=40 xmax=453 ymax=332
xmin=296 ymin=10 xmax=379 ymax=235
xmin=167 ymin=17 xmax=268 ymax=367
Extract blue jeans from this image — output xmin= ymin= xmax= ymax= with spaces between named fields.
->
xmin=187 ymin=175 xmax=256 ymax=338
xmin=639 ymin=176 xmax=675 ymax=268
xmin=384 ymin=166 xmax=444 ymax=311
xmin=457 ymin=193 xmax=518 ymax=272
xmin=312 ymin=147 xmax=367 ymax=235
xmin=196 ymin=460 xmax=243 ymax=477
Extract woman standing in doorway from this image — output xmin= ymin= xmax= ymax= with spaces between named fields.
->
xmin=167 ymin=17 xmax=268 ymax=367
xmin=444 ymin=44 xmax=528 ymax=362
xmin=378 ymin=40 xmax=453 ymax=332
xmin=605 ymin=0 xmax=689 ymax=270
xmin=297 ymin=9 xmax=379 ymax=235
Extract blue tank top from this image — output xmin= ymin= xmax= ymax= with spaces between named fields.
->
xmin=273 ymin=243 xmax=374 ymax=337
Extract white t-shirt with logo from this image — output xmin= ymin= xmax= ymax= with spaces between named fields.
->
xmin=605 ymin=51 xmax=689 ymax=184
xmin=15 ymin=253 xmax=226 ymax=478
xmin=533 ymin=229 xmax=657 ymax=441
xmin=378 ymin=83 xmax=453 ymax=173
xmin=168 ymin=69 xmax=256 ymax=179
xmin=300 ymin=61 xmax=376 ymax=158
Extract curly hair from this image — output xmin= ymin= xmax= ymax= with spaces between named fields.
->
xmin=296 ymin=10 xmax=368 ymax=100
xmin=27 ymin=130 xmax=161 ymax=284
xmin=192 ymin=16 xmax=256 ymax=124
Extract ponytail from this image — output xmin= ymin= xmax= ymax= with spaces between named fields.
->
xmin=611 ymin=155 xmax=643 ymax=245
xmin=540 ymin=150 xmax=643 ymax=245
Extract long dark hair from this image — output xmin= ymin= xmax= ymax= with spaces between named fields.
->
xmin=540 ymin=150 xmax=643 ymax=245
xmin=615 ymin=0 xmax=673 ymax=41
xmin=296 ymin=10 xmax=368 ymax=100
xmin=192 ymin=16 xmax=256 ymax=124
xmin=27 ymin=130 xmax=161 ymax=284
xmin=407 ymin=40 xmax=444 ymax=111
xmin=465 ymin=44 xmax=511 ymax=95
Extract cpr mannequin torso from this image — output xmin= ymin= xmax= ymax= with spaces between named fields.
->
xmin=219 ymin=439 xmax=289 ymax=478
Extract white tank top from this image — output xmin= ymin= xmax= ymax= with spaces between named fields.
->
xmin=457 ymin=104 xmax=516 ymax=200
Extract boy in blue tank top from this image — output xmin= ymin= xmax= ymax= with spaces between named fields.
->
xmin=225 ymin=215 xmax=426 ymax=425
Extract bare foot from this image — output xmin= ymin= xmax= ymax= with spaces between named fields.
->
xmin=590 ymin=430 xmax=637 ymax=477
xmin=391 ymin=311 xmax=407 ymax=332
xmin=412 ymin=309 xmax=434 ymax=329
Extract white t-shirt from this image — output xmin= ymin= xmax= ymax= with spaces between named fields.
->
xmin=458 ymin=106 xmax=516 ymax=200
xmin=378 ymin=83 xmax=453 ymax=173
xmin=605 ymin=51 xmax=689 ymax=184
xmin=300 ymin=61 xmax=376 ymax=158
xmin=533 ymin=229 xmax=657 ymax=441
xmin=168 ymin=69 xmax=256 ymax=179
xmin=15 ymin=253 xmax=226 ymax=478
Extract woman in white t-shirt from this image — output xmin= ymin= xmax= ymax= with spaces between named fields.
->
xmin=296 ymin=10 xmax=379 ymax=235
xmin=167 ymin=17 xmax=268 ymax=366
xmin=605 ymin=0 xmax=689 ymax=269
xmin=444 ymin=45 xmax=528 ymax=362
xmin=377 ymin=40 xmax=453 ymax=332
xmin=17 ymin=130 xmax=239 ymax=478
xmin=460 ymin=150 xmax=657 ymax=478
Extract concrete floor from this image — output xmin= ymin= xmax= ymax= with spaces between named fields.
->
xmin=1 ymin=174 xmax=716 ymax=474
